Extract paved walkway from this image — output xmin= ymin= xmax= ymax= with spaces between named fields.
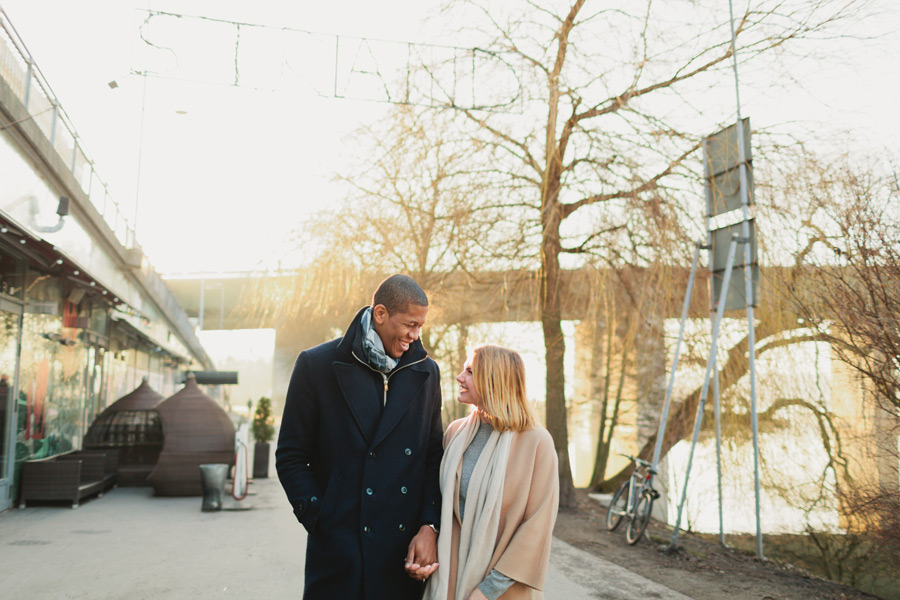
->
xmin=0 ymin=478 xmax=691 ymax=599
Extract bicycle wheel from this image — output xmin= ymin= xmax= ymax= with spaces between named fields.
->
xmin=625 ymin=490 xmax=654 ymax=545
xmin=606 ymin=481 xmax=629 ymax=531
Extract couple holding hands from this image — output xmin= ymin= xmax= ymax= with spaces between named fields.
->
xmin=276 ymin=274 xmax=559 ymax=600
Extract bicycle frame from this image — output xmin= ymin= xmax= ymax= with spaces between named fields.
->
xmin=606 ymin=454 xmax=659 ymax=545
xmin=626 ymin=464 xmax=653 ymax=517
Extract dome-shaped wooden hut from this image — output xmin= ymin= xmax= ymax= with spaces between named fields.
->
xmin=84 ymin=378 xmax=165 ymax=486
xmin=148 ymin=374 xmax=235 ymax=496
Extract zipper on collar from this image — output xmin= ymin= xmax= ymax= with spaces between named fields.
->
xmin=351 ymin=351 xmax=427 ymax=406
xmin=388 ymin=356 xmax=428 ymax=382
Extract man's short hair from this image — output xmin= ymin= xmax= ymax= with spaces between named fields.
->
xmin=372 ymin=274 xmax=428 ymax=315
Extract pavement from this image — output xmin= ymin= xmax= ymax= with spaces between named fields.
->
xmin=0 ymin=478 xmax=692 ymax=600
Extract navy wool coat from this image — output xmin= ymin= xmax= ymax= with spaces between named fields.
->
xmin=276 ymin=307 xmax=443 ymax=600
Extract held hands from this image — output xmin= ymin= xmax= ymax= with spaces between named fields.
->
xmin=404 ymin=525 xmax=439 ymax=581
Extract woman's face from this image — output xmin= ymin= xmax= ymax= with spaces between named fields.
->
xmin=456 ymin=360 xmax=484 ymax=410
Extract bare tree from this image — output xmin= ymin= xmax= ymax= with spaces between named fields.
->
xmin=428 ymin=0 xmax=867 ymax=505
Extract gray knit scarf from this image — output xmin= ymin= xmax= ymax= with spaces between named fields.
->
xmin=360 ymin=307 xmax=398 ymax=373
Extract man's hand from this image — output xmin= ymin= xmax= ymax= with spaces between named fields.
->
xmin=404 ymin=525 xmax=439 ymax=580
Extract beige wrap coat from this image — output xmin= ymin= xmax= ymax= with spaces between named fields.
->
xmin=440 ymin=419 xmax=559 ymax=600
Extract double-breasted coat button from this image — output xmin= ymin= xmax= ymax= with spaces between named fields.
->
xmin=366 ymin=488 xmax=374 ymax=496
xmin=369 ymin=451 xmax=376 ymax=458
xmin=398 ymin=524 xmax=406 ymax=532
xmin=401 ymin=486 xmax=408 ymax=494
xmin=363 ymin=526 xmax=371 ymax=533
xmin=404 ymin=448 xmax=412 ymax=455
xmin=310 ymin=496 xmax=317 ymax=502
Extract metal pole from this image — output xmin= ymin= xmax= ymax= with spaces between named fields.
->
xmin=670 ymin=237 xmax=738 ymax=549
xmin=651 ymin=243 xmax=702 ymax=479
xmin=713 ymin=351 xmax=726 ymax=545
xmin=704 ymin=156 xmax=726 ymax=547
xmin=727 ymin=0 xmax=764 ymax=560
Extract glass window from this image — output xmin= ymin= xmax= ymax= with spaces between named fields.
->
xmin=18 ymin=308 xmax=82 ymax=464
xmin=0 ymin=310 xmax=20 ymax=484
xmin=25 ymin=266 xmax=61 ymax=314
xmin=106 ymin=349 xmax=133 ymax=404
xmin=0 ymin=247 xmax=25 ymax=300
xmin=90 ymin=303 xmax=108 ymax=337
xmin=135 ymin=349 xmax=150 ymax=384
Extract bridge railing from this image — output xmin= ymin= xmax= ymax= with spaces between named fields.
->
xmin=0 ymin=7 xmax=136 ymax=250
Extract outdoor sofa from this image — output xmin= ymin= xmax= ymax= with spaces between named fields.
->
xmin=19 ymin=449 xmax=118 ymax=508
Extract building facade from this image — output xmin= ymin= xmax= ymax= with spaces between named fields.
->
xmin=0 ymin=9 xmax=212 ymax=511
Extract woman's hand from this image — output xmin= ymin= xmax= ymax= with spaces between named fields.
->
xmin=467 ymin=589 xmax=489 ymax=600
xmin=404 ymin=525 xmax=439 ymax=580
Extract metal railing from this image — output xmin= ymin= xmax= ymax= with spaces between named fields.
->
xmin=0 ymin=6 xmax=136 ymax=250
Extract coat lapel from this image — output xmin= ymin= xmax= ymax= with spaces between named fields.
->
xmin=371 ymin=365 xmax=429 ymax=448
xmin=333 ymin=361 xmax=382 ymax=444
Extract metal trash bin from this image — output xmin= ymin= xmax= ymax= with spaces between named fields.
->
xmin=199 ymin=463 xmax=229 ymax=512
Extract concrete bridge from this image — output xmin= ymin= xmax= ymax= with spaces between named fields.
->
xmin=164 ymin=267 xmax=717 ymax=332
xmin=162 ymin=267 xmax=722 ymax=426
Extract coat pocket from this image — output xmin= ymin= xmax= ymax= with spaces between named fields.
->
xmin=313 ymin=470 xmax=344 ymax=533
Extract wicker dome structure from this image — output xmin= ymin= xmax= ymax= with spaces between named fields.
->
xmin=84 ymin=378 xmax=165 ymax=486
xmin=148 ymin=374 xmax=235 ymax=496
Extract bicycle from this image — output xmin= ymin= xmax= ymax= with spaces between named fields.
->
xmin=605 ymin=454 xmax=660 ymax=545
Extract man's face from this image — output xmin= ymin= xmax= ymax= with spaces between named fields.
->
xmin=372 ymin=303 xmax=428 ymax=359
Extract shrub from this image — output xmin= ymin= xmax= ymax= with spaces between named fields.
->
xmin=253 ymin=397 xmax=275 ymax=443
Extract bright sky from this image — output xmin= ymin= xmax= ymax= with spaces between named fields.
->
xmin=0 ymin=0 xmax=436 ymax=274
xmin=1 ymin=1 xmax=898 ymax=276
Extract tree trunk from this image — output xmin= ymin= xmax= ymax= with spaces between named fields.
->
xmin=540 ymin=177 xmax=576 ymax=506
xmin=589 ymin=291 xmax=614 ymax=488
xmin=635 ymin=313 xmax=667 ymax=448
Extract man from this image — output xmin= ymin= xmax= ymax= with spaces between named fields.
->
xmin=277 ymin=274 xmax=443 ymax=599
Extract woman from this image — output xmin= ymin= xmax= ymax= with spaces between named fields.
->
xmin=424 ymin=345 xmax=559 ymax=600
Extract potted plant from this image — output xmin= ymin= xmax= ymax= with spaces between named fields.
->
xmin=252 ymin=397 xmax=275 ymax=478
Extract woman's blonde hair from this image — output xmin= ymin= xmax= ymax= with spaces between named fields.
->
xmin=471 ymin=344 xmax=538 ymax=432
